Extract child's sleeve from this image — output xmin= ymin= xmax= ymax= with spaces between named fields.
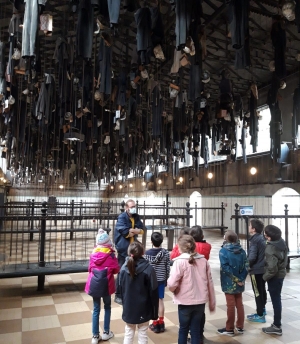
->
xmin=248 ymin=242 xmax=258 ymax=267
xmin=166 ymin=250 xmax=171 ymax=280
xmin=167 ymin=260 xmax=183 ymax=292
xmin=206 ymin=261 xmax=216 ymax=312
xmin=263 ymin=251 xmax=279 ymax=281
xmin=219 ymin=250 xmax=240 ymax=283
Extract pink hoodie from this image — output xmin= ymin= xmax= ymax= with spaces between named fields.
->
xmin=167 ymin=253 xmax=216 ymax=311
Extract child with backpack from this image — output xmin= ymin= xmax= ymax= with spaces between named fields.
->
xmin=85 ymin=229 xmax=120 ymax=344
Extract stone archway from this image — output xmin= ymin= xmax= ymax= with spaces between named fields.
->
xmin=189 ymin=191 xmax=202 ymax=227
xmin=272 ymin=187 xmax=300 ymax=251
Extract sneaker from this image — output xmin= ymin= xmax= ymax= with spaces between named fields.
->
xmin=91 ymin=335 xmax=101 ymax=344
xmin=149 ymin=323 xmax=155 ymax=331
xmin=159 ymin=322 xmax=165 ymax=333
xmin=114 ymin=296 xmax=122 ymax=305
xmin=102 ymin=330 xmax=114 ymax=340
xmin=262 ymin=324 xmax=282 ymax=336
xmin=217 ymin=328 xmax=234 ymax=336
xmin=247 ymin=314 xmax=266 ymax=323
xmin=235 ymin=327 xmax=244 ymax=334
xmin=151 ymin=323 xmax=161 ymax=333
xmin=263 ymin=308 xmax=267 ymax=316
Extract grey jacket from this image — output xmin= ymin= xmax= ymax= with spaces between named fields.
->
xmin=248 ymin=233 xmax=266 ymax=275
xmin=263 ymin=238 xmax=288 ymax=281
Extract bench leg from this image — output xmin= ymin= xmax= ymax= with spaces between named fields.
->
xmin=286 ymin=257 xmax=290 ymax=271
xmin=37 ymin=275 xmax=45 ymax=291
xmin=168 ymin=231 xmax=174 ymax=251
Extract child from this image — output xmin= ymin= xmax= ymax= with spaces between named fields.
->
xmin=189 ymin=226 xmax=212 ymax=342
xmin=85 ymin=229 xmax=120 ymax=344
xmin=119 ymin=241 xmax=159 ymax=344
xmin=170 ymin=227 xmax=190 ymax=260
xmin=217 ymin=230 xmax=248 ymax=337
xmin=262 ymin=225 xmax=288 ymax=336
xmin=144 ymin=232 xmax=170 ymax=333
xmin=247 ymin=219 xmax=267 ymax=323
xmin=167 ymin=235 xmax=216 ymax=344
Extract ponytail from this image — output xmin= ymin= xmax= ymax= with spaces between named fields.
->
xmin=127 ymin=255 xmax=136 ymax=278
xmin=188 ymin=252 xmax=197 ymax=265
xmin=127 ymin=242 xmax=144 ymax=278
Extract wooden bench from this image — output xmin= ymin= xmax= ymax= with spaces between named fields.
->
xmin=0 ymin=260 xmax=89 ymax=291
xmin=202 ymin=226 xmax=228 ymax=236
xmin=287 ymin=252 xmax=300 ymax=270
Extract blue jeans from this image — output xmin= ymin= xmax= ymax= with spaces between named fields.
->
xmin=267 ymin=277 xmax=284 ymax=328
xmin=178 ymin=304 xmax=205 ymax=344
xmin=92 ymin=295 xmax=111 ymax=336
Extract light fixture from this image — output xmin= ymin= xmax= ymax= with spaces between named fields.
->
xmin=129 ymin=183 xmax=133 ymax=188
xmin=119 ymin=185 xmax=123 ymax=189
xmin=142 ymin=181 xmax=146 ymax=186
xmin=207 ymin=172 xmax=213 ymax=179
xmin=179 ymin=177 xmax=183 ymax=183
xmin=158 ymin=179 xmax=162 ymax=185
xmin=59 ymin=184 xmax=64 ymax=189
xmin=110 ymin=185 xmax=114 ymax=190
xmin=250 ymin=167 xmax=257 ymax=175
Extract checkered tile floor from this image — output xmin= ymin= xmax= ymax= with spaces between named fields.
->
xmin=1 ymin=230 xmax=300 ymax=344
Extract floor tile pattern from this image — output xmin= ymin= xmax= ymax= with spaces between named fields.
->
xmin=0 ymin=229 xmax=300 ymax=344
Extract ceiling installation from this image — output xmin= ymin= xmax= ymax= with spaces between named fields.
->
xmin=0 ymin=0 xmax=300 ymax=190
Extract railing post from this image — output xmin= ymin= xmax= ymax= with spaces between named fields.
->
xmin=221 ymin=202 xmax=225 ymax=236
xmin=79 ymin=200 xmax=83 ymax=225
xmin=100 ymin=200 xmax=103 ymax=224
xmin=136 ymin=200 xmax=139 ymax=213
xmin=38 ymin=201 xmax=47 ymax=291
xmin=70 ymin=199 xmax=74 ymax=240
xmin=284 ymin=204 xmax=289 ymax=251
xmin=120 ymin=201 xmax=125 ymax=213
xmin=107 ymin=200 xmax=111 ymax=229
xmin=166 ymin=194 xmax=169 ymax=226
xmin=186 ymin=202 xmax=190 ymax=227
xmin=235 ymin=203 xmax=239 ymax=236
xmin=30 ymin=199 xmax=34 ymax=241
xmin=245 ymin=216 xmax=249 ymax=252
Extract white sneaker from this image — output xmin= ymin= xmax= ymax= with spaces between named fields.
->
xmin=91 ymin=335 xmax=101 ymax=344
xmin=102 ymin=331 xmax=114 ymax=341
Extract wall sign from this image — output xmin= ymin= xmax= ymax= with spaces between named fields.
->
xmin=239 ymin=205 xmax=254 ymax=215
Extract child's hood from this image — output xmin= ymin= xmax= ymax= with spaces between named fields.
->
xmin=223 ymin=242 xmax=244 ymax=254
xmin=267 ymin=238 xmax=287 ymax=252
xmin=123 ymin=257 xmax=150 ymax=275
xmin=173 ymin=252 xmax=205 ymax=260
xmin=90 ymin=249 xmax=114 ymax=265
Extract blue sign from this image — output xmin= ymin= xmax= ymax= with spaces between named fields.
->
xmin=240 ymin=205 xmax=254 ymax=216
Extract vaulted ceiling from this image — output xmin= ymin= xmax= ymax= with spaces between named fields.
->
xmin=0 ymin=0 xmax=299 ymax=190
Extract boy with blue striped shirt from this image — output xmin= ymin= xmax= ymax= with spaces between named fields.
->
xmin=144 ymin=232 xmax=170 ymax=333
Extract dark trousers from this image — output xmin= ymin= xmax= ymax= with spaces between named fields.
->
xmin=115 ymin=254 xmax=126 ymax=298
xmin=178 ymin=304 xmax=205 ymax=344
xmin=251 ymin=274 xmax=267 ymax=316
xmin=267 ymin=277 xmax=284 ymax=328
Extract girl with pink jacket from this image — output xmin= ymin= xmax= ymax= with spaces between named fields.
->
xmin=167 ymin=235 xmax=216 ymax=344
xmin=85 ymin=229 xmax=120 ymax=344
